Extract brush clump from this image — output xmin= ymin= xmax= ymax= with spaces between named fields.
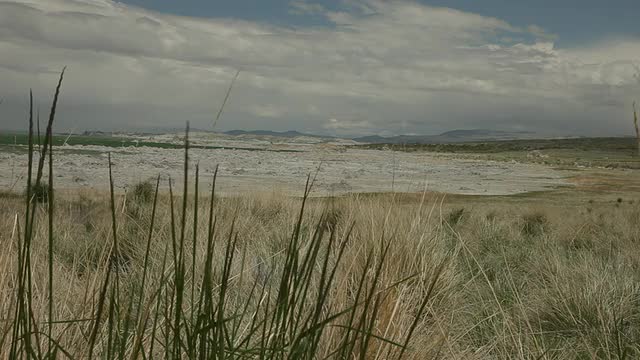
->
xmin=521 ymin=211 xmax=549 ymax=237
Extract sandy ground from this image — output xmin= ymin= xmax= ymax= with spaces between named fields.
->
xmin=0 ymin=135 xmax=571 ymax=196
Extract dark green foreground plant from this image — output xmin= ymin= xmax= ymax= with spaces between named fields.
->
xmin=6 ymin=71 xmax=441 ymax=359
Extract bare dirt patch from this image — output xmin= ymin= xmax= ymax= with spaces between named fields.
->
xmin=567 ymin=170 xmax=640 ymax=192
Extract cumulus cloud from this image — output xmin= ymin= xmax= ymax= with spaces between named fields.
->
xmin=0 ymin=0 xmax=639 ymax=136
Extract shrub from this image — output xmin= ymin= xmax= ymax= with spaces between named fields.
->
xmin=446 ymin=207 xmax=466 ymax=227
xmin=131 ymin=179 xmax=154 ymax=203
xmin=522 ymin=212 xmax=549 ymax=236
xmin=26 ymin=181 xmax=49 ymax=203
xmin=322 ymin=204 xmax=343 ymax=232
xmin=484 ymin=210 xmax=498 ymax=221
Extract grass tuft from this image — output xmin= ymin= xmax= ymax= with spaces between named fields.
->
xmin=26 ymin=181 xmax=49 ymax=203
xmin=130 ymin=179 xmax=155 ymax=203
xmin=521 ymin=211 xmax=549 ymax=237
xmin=446 ymin=207 xmax=466 ymax=227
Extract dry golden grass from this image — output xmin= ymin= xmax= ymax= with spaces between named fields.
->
xmin=2 ymin=184 xmax=640 ymax=358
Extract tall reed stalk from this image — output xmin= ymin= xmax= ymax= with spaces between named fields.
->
xmin=633 ymin=101 xmax=639 ymax=156
xmin=5 ymin=71 xmax=439 ymax=359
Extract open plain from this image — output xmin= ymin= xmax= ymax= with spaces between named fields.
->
xmin=1 ymin=132 xmax=575 ymax=196
xmin=3 ymin=130 xmax=640 ymax=358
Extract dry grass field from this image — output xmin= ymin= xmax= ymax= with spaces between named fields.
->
xmin=2 ymin=151 xmax=640 ymax=358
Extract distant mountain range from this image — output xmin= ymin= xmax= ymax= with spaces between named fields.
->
xmin=223 ymin=130 xmax=329 ymax=138
xmin=77 ymin=128 xmax=538 ymax=144
xmin=223 ymin=129 xmax=536 ymax=144
xmin=352 ymin=129 xmax=537 ymax=144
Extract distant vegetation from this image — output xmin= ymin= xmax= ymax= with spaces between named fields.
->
xmin=0 ymin=133 xmax=302 ymax=153
xmin=0 ymin=133 xmax=184 ymax=148
xmin=224 ymin=129 xmax=329 ymax=138
xmin=358 ymin=137 xmax=638 ymax=154
xmin=358 ymin=137 xmax=640 ymax=169
xmin=352 ymin=129 xmax=536 ymax=144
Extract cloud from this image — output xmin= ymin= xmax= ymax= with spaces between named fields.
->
xmin=323 ymin=117 xmax=373 ymax=135
xmin=289 ymin=0 xmax=326 ymax=16
xmin=250 ymin=104 xmax=287 ymax=118
xmin=0 ymin=0 xmax=639 ymax=136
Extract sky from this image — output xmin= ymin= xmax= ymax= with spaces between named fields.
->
xmin=0 ymin=0 xmax=639 ymax=136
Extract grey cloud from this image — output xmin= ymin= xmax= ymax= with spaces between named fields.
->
xmin=135 ymin=16 xmax=162 ymax=27
xmin=53 ymin=11 xmax=109 ymax=20
xmin=0 ymin=0 xmax=639 ymax=136
xmin=289 ymin=0 xmax=327 ymax=16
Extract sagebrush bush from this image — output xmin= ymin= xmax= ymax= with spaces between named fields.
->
xmin=521 ymin=211 xmax=549 ymax=236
